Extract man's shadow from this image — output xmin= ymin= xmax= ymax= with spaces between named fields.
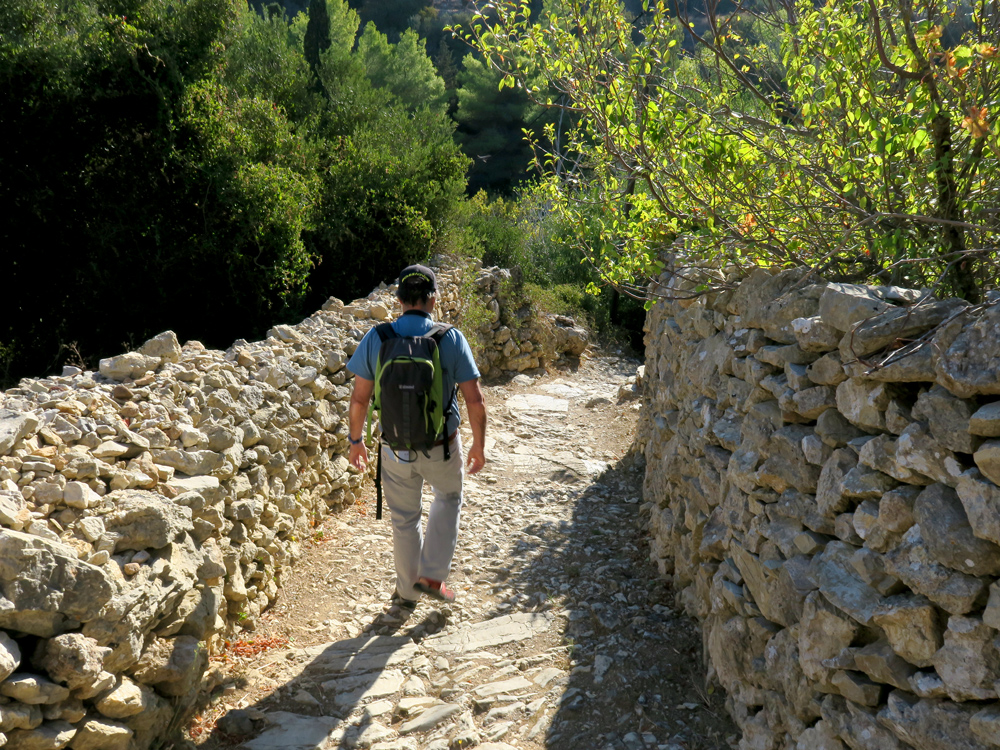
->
xmin=202 ymin=603 xmax=449 ymax=750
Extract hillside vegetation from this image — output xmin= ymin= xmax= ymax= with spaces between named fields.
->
xmin=6 ymin=0 xmax=989 ymax=383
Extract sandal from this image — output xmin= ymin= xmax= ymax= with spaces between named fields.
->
xmin=413 ymin=578 xmax=456 ymax=602
xmin=390 ymin=591 xmax=418 ymax=612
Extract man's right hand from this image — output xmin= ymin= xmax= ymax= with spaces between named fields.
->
xmin=349 ymin=441 xmax=369 ymax=469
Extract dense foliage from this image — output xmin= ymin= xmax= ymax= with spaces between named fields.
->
xmin=0 ymin=0 xmax=469 ymax=381
xmin=464 ymin=0 xmax=1000 ymax=301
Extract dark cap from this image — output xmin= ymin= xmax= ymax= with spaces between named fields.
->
xmin=398 ymin=265 xmax=437 ymax=291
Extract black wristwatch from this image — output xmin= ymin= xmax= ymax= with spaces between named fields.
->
xmin=349 ymin=436 xmax=363 ymax=445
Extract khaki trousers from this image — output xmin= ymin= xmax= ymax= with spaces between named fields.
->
xmin=379 ymin=434 xmax=464 ymax=600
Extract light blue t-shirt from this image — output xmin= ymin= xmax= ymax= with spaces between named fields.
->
xmin=347 ymin=310 xmax=480 ymax=436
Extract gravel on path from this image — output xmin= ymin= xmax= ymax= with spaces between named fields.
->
xmin=185 ymin=354 xmax=738 ymax=750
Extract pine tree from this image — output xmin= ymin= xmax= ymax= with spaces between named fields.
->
xmin=433 ymin=39 xmax=458 ymax=91
xmin=303 ymin=0 xmax=331 ymax=81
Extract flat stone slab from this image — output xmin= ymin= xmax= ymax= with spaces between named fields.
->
xmin=243 ymin=712 xmax=341 ymax=750
xmin=472 ymin=676 xmax=533 ymax=697
xmin=322 ymin=669 xmax=405 ymax=706
xmin=398 ymin=702 xmax=462 ymax=735
xmin=425 ymin=613 xmax=554 ymax=654
xmin=533 ymin=667 xmax=565 ymax=687
xmin=505 ymin=394 xmax=569 ymax=415
xmin=538 ymin=383 xmax=586 ymax=398
xmin=305 ymin=635 xmax=419 ymax=676
xmin=332 ymin=720 xmax=394 ymax=748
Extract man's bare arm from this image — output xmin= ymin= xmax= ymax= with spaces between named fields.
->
xmin=348 ymin=376 xmax=374 ymax=468
xmin=458 ymin=378 xmax=486 ymax=474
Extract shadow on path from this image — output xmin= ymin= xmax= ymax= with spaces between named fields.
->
xmin=200 ymin=605 xmax=446 ymax=750
xmin=487 ymin=452 xmax=738 ymax=750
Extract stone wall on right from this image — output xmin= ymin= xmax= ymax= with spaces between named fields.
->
xmin=636 ymin=267 xmax=1000 ymax=750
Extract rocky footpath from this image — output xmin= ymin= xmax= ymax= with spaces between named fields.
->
xmin=637 ymin=267 xmax=1000 ymax=749
xmin=188 ymin=355 xmax=736 ymax=750
xmin=0 ymin=262 xmax=587 ymax=750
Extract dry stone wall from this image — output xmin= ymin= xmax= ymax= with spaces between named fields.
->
xmin=435 ymin=262 xmax=588 ymax=378
xmin=637 ymin=267 xmax=1000 ymax=750
xmin=0 ymin=262 xmax=585 ymax=750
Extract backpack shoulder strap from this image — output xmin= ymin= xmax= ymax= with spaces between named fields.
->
xmin=427 ymin=323 xmax=453 ymax=344
xmin=375 ymin=322 xmax=398 ymax=342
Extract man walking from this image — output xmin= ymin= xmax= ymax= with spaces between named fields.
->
xmin=347 ymin=265 xmax=487 ymax=605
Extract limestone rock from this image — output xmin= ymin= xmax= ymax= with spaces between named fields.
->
xmin=66 ymin=716 xmax=132 ymax=750
xmin=0 ymin=411 xmax=39 ymax=456
xmin=730 ymin=268 xmax=825 ymax=343
xmin=913 ymin=483 xmax=1000 ymax=576
xmin=910 ymin=384 xmax=978 ymax=453
xmin=93 ymin=677 xmax=152 ymax=719
xmin=850 ymin=546 xmax=902 ymax=596
xmin=0 ymin=675 xmax=70 ymax=705
xmin=807 ymin=352 xmax=848 ymax=386
xmin=857 ymin=434 xmax=930 ymax=484
xmin=821 ymin=694 xmax=909 ymax=750
xmin=551 ymin=317 xmax=589 ymax=356
xmin=852 ymin=344 xmax=938 ymax=383
xmin=839 ymin=464 xmax=897 ymax=500
xmin=844 ymin=298 xmax=968 ymax=360
xmin=958 ymin=468 xmax=1000 ymax=548
xmin=0 ymin=530 xmax=115 ymax=636
xmin=100 ymin=490 xmax=192 ymax=552
xmin=151 ymin=449 xmax=221 ymax=477
xmin=0 ymin=490 xmax=30 ymax=531
xmin=792 ymin=386 xmax=837 ymax=419
xmin=0 ymin=631 xmax=21 ymax=682
xmin=836 ymin=379 xmax=891 ymax=432
xmin=970 ymin=401 xmax=1000 ymax=437
xmin=756 ymin=344 xmax=818 ymax=367
xmin=798 ymin=591 xmax=858 ymax=685
xmin=877 ymin=690 xmax=990 ymax=750
xmin=896 ymin=422 xmax=964 ymax=487
xmin=885 ymin=399 xmax=913 ymax=435
xmin=818 ymin=283 xmax=893 ymax=333
xmin=883 ymin=525 xmax=987 ymax=615
xmin=816 ymin=449 xmax=857 ymax=518
xmin=35 ymin=634 xmax=110 ymax=694
xmin=935 ymin=303 xmax=1000 ymax=397
xmin=816 ymin=409 xmax=866 ymax=448
xmin=98 ymin=353 xmax=160 ymax=381
xmin=974 ymin=439 xmax=1000 ymax=486
xmin=756 ymin=426 xmax=821 ymax=493
xmin=129 ymin=636 xmax=206 ymax=697
xmin=3 ymin=720 xmax=76 ymax=750
xmin=811 ymin=541 xmax=882 ymax=625
xmin=795 ymin=719 xmax=847 ymax=749
xmin=853 ymin=640 xmax=916 ymax=690
xmin=971 ymin=705 xmax=1000 ymax=747
xmin=830 ymin=669 xmax=883 ymax=706
xmin=872 ymin=595 xmax=943 ymax=668
xmin=138 ymin=331 xmax=181 ymax=363
xmin=63 ymin=483 xmax=99 ymax=511
xmin=791 ymin=316 xmax=842 ymax=353
xmin=933 ymin=615 xmax=1000 ymax=700
xmin=880 ymin=486 xmax=920 ymax=533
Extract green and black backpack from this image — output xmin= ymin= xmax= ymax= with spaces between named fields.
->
xmin=367 ymin=321 xmax=455 ymax=459
xmin=367 ymin=321 xmax=455 ymax=519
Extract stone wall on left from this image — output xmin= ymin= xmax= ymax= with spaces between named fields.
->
xmin=0 ymin=262 xmax=589 ymax=750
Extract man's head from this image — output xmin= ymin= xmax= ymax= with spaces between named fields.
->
xmin=397 ymin=265 xmax=437 ymax=309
